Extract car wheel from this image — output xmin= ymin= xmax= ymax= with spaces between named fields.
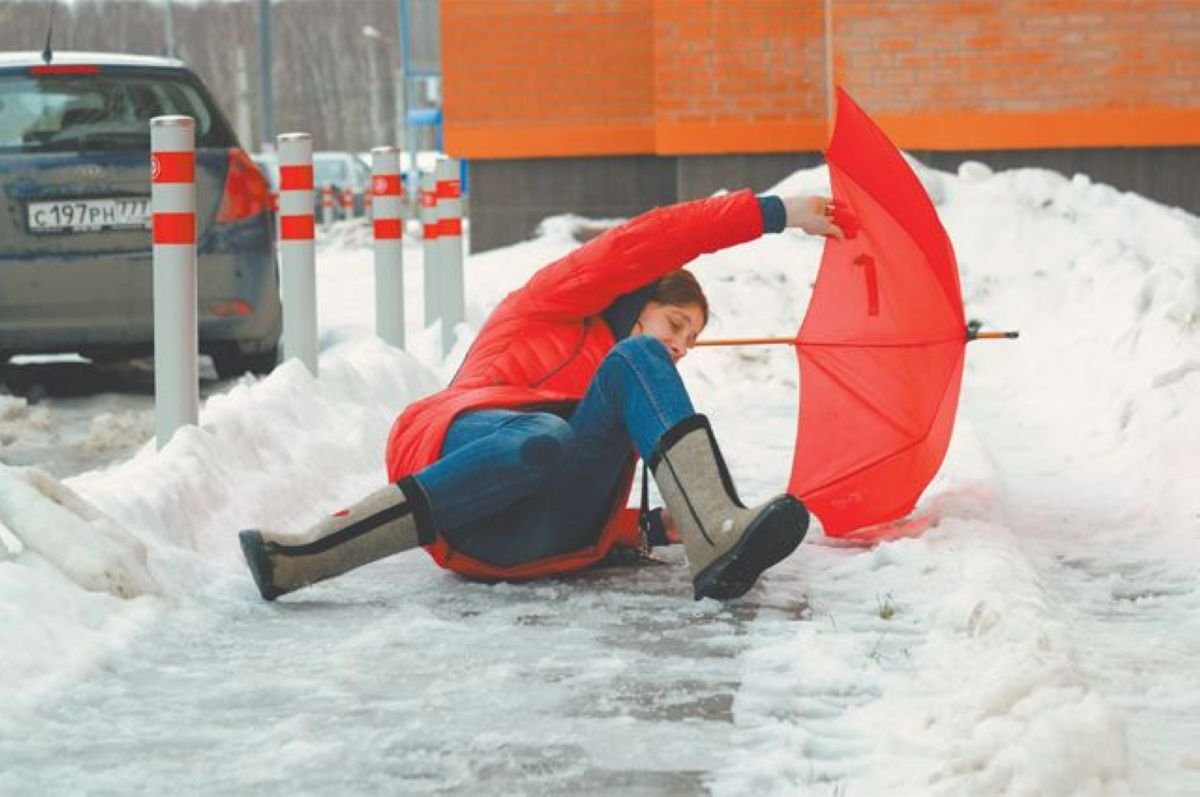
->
xmin=210 ymin=344 xmax=278 ymax=380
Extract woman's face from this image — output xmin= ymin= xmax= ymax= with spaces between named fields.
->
xmin=633 ymin=301 xmax=706 ymax=362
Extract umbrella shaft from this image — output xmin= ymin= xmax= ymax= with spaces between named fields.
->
xmin=694 ymin=331 xmax=1019 ymax=348
xmin=693 ymin=337 xmax=793 ymax=347
xmin=969 ymin=331 xmax=1020 ymax=340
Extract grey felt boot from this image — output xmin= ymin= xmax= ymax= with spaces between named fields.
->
xmin=650 ymin=415 xmax=808 ymax=600
xmin=239 ymin=477 xmax=435 ymax=600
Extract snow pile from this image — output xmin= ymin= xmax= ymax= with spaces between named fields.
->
xmin=0 ymin=465 xmax=157 ymax=598
xmin=82 ymin=409 xmax=155 ymax=455
xmin=0 ymin=390 xmax=156 ymax=478
xmin=0 ymin=395 xmax=57 ymax=459
xmin=73 ymin=338 xmax=441 ymax=562
xmin=943 ymin=163 xmax=1200 ymax=533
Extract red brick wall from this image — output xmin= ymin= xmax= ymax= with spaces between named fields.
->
xmin=653 ymin=0 xmax=827 ymax=153
xmin=443 ymin=0 xmax=1200 ymax=158
xmin=832 ymin=0 xmax=1200 ymax=147
xmin=442 ymin=0 xmax=656 ymax=156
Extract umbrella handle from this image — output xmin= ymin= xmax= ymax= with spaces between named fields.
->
xmin=967 ymin=330 xmax=1020 ymax=341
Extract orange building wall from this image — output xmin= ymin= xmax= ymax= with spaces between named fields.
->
xmin=652 ymin=0 xmax=827 ymax=153
xmin=442 ymin=0 xmax=1200 ymax=158
xmin=834 ymin=0 xmax=1200 ymax=148
xmin=442 ymin=0 xmax=657 ymax=157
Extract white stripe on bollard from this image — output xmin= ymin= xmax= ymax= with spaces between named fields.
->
xmin=371 ymin=146 xmax=405 ymax=349
xmin=277 ymin=132 xmax=319 ymax=377
xmin=435 ymin=158 xmax=465 ymax=358
xmin=150 ymin=115 xmax=199 ymax=450
xmin=420 ymin=170 xmax=442 ymax=349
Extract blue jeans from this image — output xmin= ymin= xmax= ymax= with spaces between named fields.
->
xmin=412 ymin=336 xmax=695 ymax=567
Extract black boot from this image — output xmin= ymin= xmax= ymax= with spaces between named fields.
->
xmin=239 ymin=477 xmax=434 ymax=600
xmin=650 ymin=415 xmax=808 ymax=600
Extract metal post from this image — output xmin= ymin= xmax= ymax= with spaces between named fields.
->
xmin=366 ymin=43 xmax=385 ymax=147
xmin=361 ymin=25 xmax=404 ymax=160
xmin=435 ymin=158 xmax=464 ymax=356
xmin=372 ymin=146 xmax=405 ymax=349
xmin=162 ymin=0 xmax=176 ymax=58
xmin=420 ymin=170 xmax=441 ymax=346
xmin=150 ymin=115 xmax=199 ymax=449
xmin=399 ymin=0 xmax=417 ymax=207
xmin=257 ymin=0 xmax=275 ymax=146
xmin=276 ymin=133 xmax=319 ymax=376
xmin=393 ymin=66 xmax=405 ymax=154
xmin=233 ymin=45 xmax=254 ymax=148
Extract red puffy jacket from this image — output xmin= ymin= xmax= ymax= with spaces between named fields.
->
xmin=385 ymin=189 xmax=764 ymax=579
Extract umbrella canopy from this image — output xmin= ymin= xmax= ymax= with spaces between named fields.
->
xmin=788 ymin=88 xmax=967 ymax=537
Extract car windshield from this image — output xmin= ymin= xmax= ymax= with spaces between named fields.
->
xmin=0 ymin=70 xmax=233 ymax=153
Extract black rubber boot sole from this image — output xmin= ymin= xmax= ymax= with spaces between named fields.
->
xmin=239 ymin=529 xmax=284 ymax=601
xmin=692 ymin=497 xmax=809 ymax=601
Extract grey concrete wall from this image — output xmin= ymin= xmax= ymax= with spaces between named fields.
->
xmin=468 ymin=153 xmax=823 ymax=252
xmin=467 ymin=148 xmax=1200 ymax=253
xmin=674 ymin=153 xmax=825 ymax=200
xmin=468 ymin=157 xmax=676 ymax=253
xmin=911 ymin=147 xmax=1200 ymax=216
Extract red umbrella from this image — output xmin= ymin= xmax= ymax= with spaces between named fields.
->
xmin=699 ymin=87 xmax=1015 ymax=540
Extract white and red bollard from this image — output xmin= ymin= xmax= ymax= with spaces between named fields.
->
xmin=419 ymin=171 xmax=441 ymax=346
xmin=434 ymin=158 xmax=465 ymax=357
xmin=277 ymin=132 xmax=319 ymax=376
xmin=321 ymin=184 xmax=335 ymax=227
xmin=371 ymin=146 xmax=405 ymax=349
xmin=150 ymin=115 xmax=199 ymax=449
xmin=341 ymin=185 xmax=354 ymax=218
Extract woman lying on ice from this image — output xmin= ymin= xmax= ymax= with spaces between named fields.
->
xmin=240 ymin=189 xmax=844 ymax=601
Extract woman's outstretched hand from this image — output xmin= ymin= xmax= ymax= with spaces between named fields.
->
xmin=783 ymin=195 xmax=845 ymax=240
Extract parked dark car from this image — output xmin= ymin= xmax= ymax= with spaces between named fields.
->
xmin=0 ymin=51 xmax=281 ymax=378
xmin=250 ymin=151 xmax=278 ymax=212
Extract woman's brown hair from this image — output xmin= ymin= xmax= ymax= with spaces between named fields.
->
xmin=652 ymin=269 xmax=709 ymax=326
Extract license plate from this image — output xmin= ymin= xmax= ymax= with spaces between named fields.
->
xmin=27 ymin=197 xmax=151 ymax=233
